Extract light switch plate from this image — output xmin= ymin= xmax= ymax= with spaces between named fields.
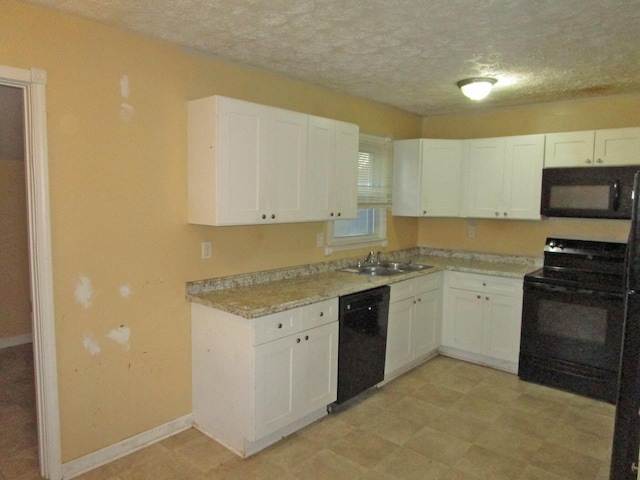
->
xmin=201 ymin=242 xmax=212 ymax=259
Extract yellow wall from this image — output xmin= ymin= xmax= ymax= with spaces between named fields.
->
xmin=418 ymin=97 xmax=640 ymax=256
xmin=0 ymin=157 xmax=31 ymax=339
xmin=0 ymin=0 xmax=420 ymax=462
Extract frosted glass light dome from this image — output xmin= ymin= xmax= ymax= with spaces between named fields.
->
xmin=457 ymin=78 xmax=497 ymax=100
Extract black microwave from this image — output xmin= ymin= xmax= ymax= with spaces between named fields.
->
xmin=541 ymin=165 xmax=639 ymax=219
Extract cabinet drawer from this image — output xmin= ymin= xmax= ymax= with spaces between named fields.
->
xmin=412 ymin=272 xmax=443 ymax=293
xmin=301 ymin=298 xmax=338 ymax=329
xmin=447 ymin=271 xmax=523 ymax=297
xmin=390 ymin=279 xmax=415 ymax=303
xmin=253 ymin=309 xmax=301 ymax=345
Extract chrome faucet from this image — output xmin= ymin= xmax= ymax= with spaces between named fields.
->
xmin=364 ymin=251 xmax=374 ymax=264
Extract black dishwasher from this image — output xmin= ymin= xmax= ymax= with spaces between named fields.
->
xmin=334 ymin=285 xmax=390 ymax=405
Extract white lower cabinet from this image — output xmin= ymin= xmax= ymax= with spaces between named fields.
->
xmin=441 ymin=271 xmax=523 ymax=372
xmin=385 ymin=272 xmax=443 ymax=382
xmin=192 ymin=298 xmax=338 ymax=457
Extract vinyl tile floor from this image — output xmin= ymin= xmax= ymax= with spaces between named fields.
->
xmin=1 ymin=347 xmax=615 ymax=480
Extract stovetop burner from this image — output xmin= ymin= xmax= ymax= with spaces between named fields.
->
xmin=525 ymin=237 xmax=627 ymax=293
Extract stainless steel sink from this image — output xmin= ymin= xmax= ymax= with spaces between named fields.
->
xmin=339 ymin=262 xmax=433 ymax=276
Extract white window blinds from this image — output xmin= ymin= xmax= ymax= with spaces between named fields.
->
xmin=357 ymin=134 xmax=394 ymax=205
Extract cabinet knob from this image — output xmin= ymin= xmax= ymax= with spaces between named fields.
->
xmin=305 ymin=335 xmax=309 ymax=341
xmin=503 ymin=212 xmax=508 ymax=217
xmin=423 ymin=210 xmax=427 ymax=215
xmin=596 ymin=158 xmax=604 ymax=164
xmin=278 ymin=323 xmax=283 ymax=329
xmin=271 ymin=214 xmax=276 ymax=219
xmin=417 ymin=297 xmax=422 ymax=302
xmin=482 ymin=282 xmax=487 ymax=286
xmin=477 ymin=295 xmax=481 ymax=299
xmin=585 ymin=158 xmax=592 ymax=164
xmin=485 ymin=296 xmax=490 ymax=301
xmin=319 ymin=312 xmax=324 ymax=317
xmin=330 ymin=212 xmax=334 ymax=217
xmin=262 ymin=214 xmax=267 ymax=219
xmin=495 ymin=212 xmax=499 ymax=217
xmin=296 ymin=338 xmax=301 ymax=343
xmin=337 ymin=212 xmax=341 ymax=217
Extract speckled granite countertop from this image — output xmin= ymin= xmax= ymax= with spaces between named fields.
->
xmin=186 ymin=248 xmax=541 ymax=319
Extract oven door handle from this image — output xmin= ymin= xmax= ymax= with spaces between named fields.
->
xmin=612 ymin=179 xmax=621 ymax=211
xmin=526 ymin=281 xmax=623 ymax=298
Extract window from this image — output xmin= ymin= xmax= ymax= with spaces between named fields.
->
xmin=326 ymin=134 xmax=393 ymax=254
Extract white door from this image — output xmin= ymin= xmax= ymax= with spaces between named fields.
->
xmin=594 ymin=127 xmax=640 ymax=166
xmin=332 ymin=121 xmax=359 ymax=219
xmin=254 ymin=334 xmax=300 ymax=438
xmin=306 ymin=115 xmax=334 ymax=221
xmin=544 ymin=130 xmax=594 ymax=168
xmin=385 ymin=297 xmax=414 ymax=375
xmin=265 ymin=107 xmax=307 ymax=223
xmin=412 ymin=289 xmax=442 ymax=359
xmin=464 ymin=138 xmax=505 ymax=218
xmin=503 ymin=135 xmax=544 ymax=220
xmin=303 ymin=322 xmax=338 ymax=412
xmin=216 ymin=96 xmax=268 ymax=225
xmin=444 ymin=289 xmax=484 ymax=355
xmin=483 ymin=294 xmax=522 ymax=363
xmin=421 ymin=140 xmax=462 ymax=217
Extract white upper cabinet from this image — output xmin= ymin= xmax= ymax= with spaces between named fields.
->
xmin=392 ymin=139 xmax=462 ymax=217
xmin=306 ymin=116 xmax=358 ymax=221
xmin=464 ymin=134 xmax=544 ymax=220
xmin=188 ymin=95 xmax=358 ymax=226
xmin=545 ymin=127 xmax=640 ymax=168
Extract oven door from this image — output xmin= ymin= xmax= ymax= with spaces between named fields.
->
xmin=519 ymin=280 xmax=624 ymax=402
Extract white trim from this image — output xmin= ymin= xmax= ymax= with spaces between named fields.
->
xmin=62 ymin=414 xmax=193 ymax=479
xmin=0 ymin=333 xmax=33 ymax=349
xmin=0 ymin=65 xmax=61 ymax=479
xmin=325 ymin=206 xmax=388 ymax=255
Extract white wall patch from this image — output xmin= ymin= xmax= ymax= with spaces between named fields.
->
xmin=120 ymin=102 xmax=135 ymax=123
xmin=107 ymin=325 xmax=130 ymax=351
xmin=74 ymin=275 xmax=94 ymax=308
xmin=119 ymin=74 xmax=130 ymax=98
xmin=119 ymin=284 xmax=132 ymax=299
xmin=83 ymin=334 xmax=101 ymax=356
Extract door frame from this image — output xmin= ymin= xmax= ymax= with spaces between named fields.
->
xmin=0 ymin=65 xmax=61 ymax=479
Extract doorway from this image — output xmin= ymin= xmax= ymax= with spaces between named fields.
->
xmin=0 ymin=65 xmax=61 ymax=479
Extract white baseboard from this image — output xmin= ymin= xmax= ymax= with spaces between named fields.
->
xmin=0 ymin=333 xmax=33 ymax=350
xmin=438 ymin=346 xmax=518 ymax=374
xmin=61 ymin=414 xmax=193 ymax=479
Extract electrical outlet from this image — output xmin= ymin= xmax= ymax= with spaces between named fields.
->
xmin=316 ymin=232 xmax=324 ymax=247
xmin=201 ymin=242 xmax=212 ymax=259
xmin=467 ymin=226 xmax=476 ymax=238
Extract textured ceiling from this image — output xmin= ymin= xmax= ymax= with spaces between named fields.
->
xmin=23 ymin=0 xmax=640 ymax=115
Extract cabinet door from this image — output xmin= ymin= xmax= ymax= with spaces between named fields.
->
xmin=306 ymin=116 xmax=334 ymax=221
xmin=483 ymin=294 xmax=522 ymax=363
xmin=503 ymin=135 xmax=544 ymax=220
xmin=385 ymin=297 xmax=414 ymax=376
xmin=333 ymin=121 xmax=359 ymax=219
xmin=464 ymin=138 xmax=505 ymax=218
xmin=254 ymin=334 xmax=301 ymax=439
xmin=215 ymin=96 xmax=269 ymax=225
xmin=265 ymin=108 xmax=307 ymax=223
xmin=421 ymin=140 xmax=462 ymax=217
xmin=443 ymin=289 xmax=483 ymax=355
xmin=303 ymin=322 xmax=338 ymax=413
xmin=392 ymin=139 xmax=423 ymax=216
xmin=594 ymin=127 xmax=640 ymax=166
xmin=544 ymin=131 xmax=594 ymax=168
xmin=412 ymin=289 xmax=442 ymax=359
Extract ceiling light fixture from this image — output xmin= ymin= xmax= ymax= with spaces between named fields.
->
xmin=457 ymin=77 xmax=497 ymax=100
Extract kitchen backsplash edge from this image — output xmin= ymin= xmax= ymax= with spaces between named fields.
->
xmin=186 ymin=247 xmax=541 ymax=296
